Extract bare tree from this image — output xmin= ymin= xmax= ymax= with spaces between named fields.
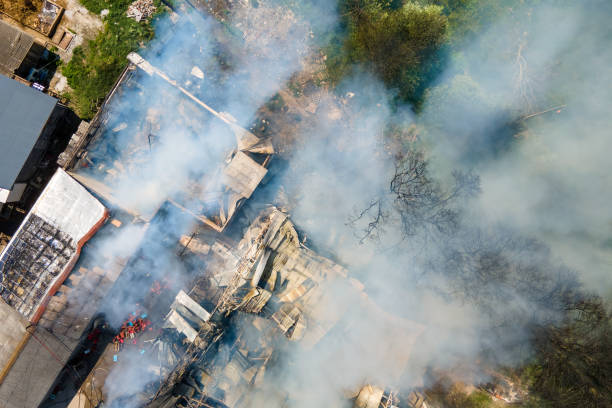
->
xmin=349 ymin=150 xmax=479 ymax=242
xmin=391 ymin=150 xmax=480 ymax=238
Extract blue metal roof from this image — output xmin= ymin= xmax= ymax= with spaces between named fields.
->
xmin=0 ymin=74 xmax=57 ymax=189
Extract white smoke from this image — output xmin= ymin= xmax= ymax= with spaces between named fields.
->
xmin=66 ymin=0 xmax=611 ymax=406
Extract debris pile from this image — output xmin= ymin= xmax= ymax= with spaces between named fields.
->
xmin=126 ymin=0 xmax=156 ymax=22
xmin=37 ymin=0 xmax=62 ymax=35
xmin=144 ymin=207 xmax=425 ymax=407
xmin=57 ymin=121 xmax=90 ymax=168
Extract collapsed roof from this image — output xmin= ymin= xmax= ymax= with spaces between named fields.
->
xmin=146 ymin=207 xmax=424 ymax=407
xmin=66 ymin=54 xmax=273 ymax=232
xmin=0 ymin=169 xmax=107 ymax=321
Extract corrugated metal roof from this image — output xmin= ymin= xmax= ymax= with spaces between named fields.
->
xmin=0 ymin=74 xmax=57 ymax=189
xmin=0 ymin=20 xmax=34 ymax=74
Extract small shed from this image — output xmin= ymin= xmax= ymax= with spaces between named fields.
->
xmin=0 ymin=20 xmax=45 ymax=77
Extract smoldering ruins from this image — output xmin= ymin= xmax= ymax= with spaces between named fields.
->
xmin=0 ymin=0 xmax=609 ymax=407
xmin=5 ymin=2 xmax=430 ymax=407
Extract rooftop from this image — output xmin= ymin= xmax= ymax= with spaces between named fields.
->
xmin=0 ymin=74 xmax=57 ymax=190
xmin=0 ymin=168 xmax=107 ymax=321
xmin=65 ymin=55 xmax=273 ymax=231
xmin=0 ymin=20 xmax=35 ymax=75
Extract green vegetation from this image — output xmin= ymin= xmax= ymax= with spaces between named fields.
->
xmin=329 ymin=1 xmax=612 ymax=406
xmin=324 ymin=0 xmax=530 ymax=106
xmin=426 ymin=381 xmax=495 ymax=408
xmin=79 ymin=0 xmax=132 ymax=14
xmin=326 ymin=0 xmax=448 ymax=104
xmin=62 ymin=1 xmax=162 ymax=118
xmin=436 ymin=0 xmax=518 ymax=46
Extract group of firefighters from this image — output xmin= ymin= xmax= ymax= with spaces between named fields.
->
xmin=112 ymin=279 xmax=171 ymax=353
xmin=112 ymin=313 xmax=152 ymax=352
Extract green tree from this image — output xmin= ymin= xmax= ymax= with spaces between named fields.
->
xmin=327 ymin=1 xmax=448 ymax=103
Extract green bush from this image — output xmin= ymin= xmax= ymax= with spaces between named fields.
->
xmin=326 ymin=1 xmax=448 ymax=104
xmin=62 ymin=1 xmax=159 ymax=118
xmin=79 ymin=0 xmax=135 ymax=15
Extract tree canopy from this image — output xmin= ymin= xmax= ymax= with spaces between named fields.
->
xmin=326 ymin=1 xmax=448 ymax=103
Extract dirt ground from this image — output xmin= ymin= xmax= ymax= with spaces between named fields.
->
xmin=55 ymin=0 xmax=103 ymax=55
xmin=224 ymin=0 xmax=335 ymax=156
xmin=0 ymin=0 xmax=44 ymax=27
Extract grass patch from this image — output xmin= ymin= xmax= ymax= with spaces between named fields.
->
xmin=62 ymin=1 xmax=163 ymax=119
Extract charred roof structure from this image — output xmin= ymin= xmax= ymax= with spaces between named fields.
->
xmin=60 ymin=52 xmax=274 ymax=232
xmin=0 ymin=168 xmax=108 ymax=322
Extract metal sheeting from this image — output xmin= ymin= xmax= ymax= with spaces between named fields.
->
xmin=165 ymin=290 xmax=211 ymax=342
xmin=0 ymin=74 xmax=57 ymax=189
xmin=222 ymin=151 xmax=268 ymax=199
xmin=0 ymin=20 xmax=34 ymax=74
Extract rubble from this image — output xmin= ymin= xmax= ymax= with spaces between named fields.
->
xmin=354 ymin=385 xmax=428 ymax=408
xmin=126 ymin=0 xmax=157 ymax=22
xmin=37 ymin=0 xmax=63 ymax=35
xmin=138 ymin=207 xmax=424 ymax=407
xmin=57 ymin=121 xmax=90 ymax=168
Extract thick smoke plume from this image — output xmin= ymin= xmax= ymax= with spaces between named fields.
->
xmin=419 ymin=3 xmax=612 ymax=295
xmin=66 ymin=0 xmax=611 ymax=406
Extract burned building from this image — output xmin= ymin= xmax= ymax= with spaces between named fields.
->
xmin=0 ymin=8 xmax=432 ymax=406
xmin=17 ymin=34 xmax=278 ymax=405
xmin=60 ymin=52 xmax=274 ymax=234
xmin=68 ymin=207 xmax=424 ymax=407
